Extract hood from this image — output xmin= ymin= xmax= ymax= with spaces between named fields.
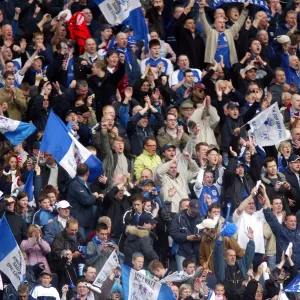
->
xmin=261 ymin=172 xmax=286 ymax=185
xmin=126 ymin=225 xmax=150 ymax=239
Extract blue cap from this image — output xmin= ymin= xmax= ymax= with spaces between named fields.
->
xmin=121 ymin=24 xmax=133 ymax=33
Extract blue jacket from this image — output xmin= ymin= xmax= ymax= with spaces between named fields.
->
xmin=281 ymin=52 xmax=300 ymax=88
xmin=43 ymin=216 xmax=66 ymax=244
xmin=169 ymin=210 xmax=203 ymax=258
xmin=32 ymin=209 xmax=56 ymax=227
xmin=264 ymin=208 xmax=300 ymax=268
xmin=66 ymin=176 xmax=97 ymax=227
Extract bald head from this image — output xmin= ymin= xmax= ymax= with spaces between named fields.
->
xmin=84 ymin=38 xmax=96 ymax=55
xmin=116 ymin=32 xmax=127 ymax=49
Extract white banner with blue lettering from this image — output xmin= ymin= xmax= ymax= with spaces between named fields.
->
xmin=213 ymin=0 xmax=269 ymax=11
xmin=248 ymin=103 xmax=287 ymax=147
xmin=121 ymin=264 xmax=176 ymax=300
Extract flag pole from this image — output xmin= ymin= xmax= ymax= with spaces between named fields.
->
xmin=37 ymin=150 xmax=40 ymax=165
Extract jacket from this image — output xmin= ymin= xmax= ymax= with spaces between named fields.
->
xmin=223 ymin=156 xmax=260 ymax=212
xmin=169 ymin=210 xmax=203 ymax=258
xmin=123 ymin=225 xmax=159 ymax=268
xmin=0 ymin=87 xmax=27 ymax=120
xmin=133 ymin=150 xmax=162 ymax=179
xmin=199 ymin=8 xmax=248 ymax=65
xmin=188 ymin=106 xmax=220 ymax=146
xmin=213 ymin=239 xmax=255 ymax=299
xmin=66 ymin=176 xmax=97 ymax=227
xmin=154 ymin=159 xmax=199 ymax=212
xmin=156 ymin=127 xmax=189 ymax=151
xmin=264 ymin=221 xmax=276 ymax=256
xmin=43 ymin=216 xmax=70 ymax=244
xmin=20 ymin=238 xmax=51 ymax=272
xmin=284 ymin=167 xmax=300 ymax=212
xmin=263 ymin=207 xmax=300 ymax=268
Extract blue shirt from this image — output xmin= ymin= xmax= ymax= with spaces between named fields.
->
xmin=141 ymin=57 xmax=173 ymax=76
xmin=214 ymin=33 xmax=231 ymax=69
xmin=67 ymin=57 xmax=74 ymax=87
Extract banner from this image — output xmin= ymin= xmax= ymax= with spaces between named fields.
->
xmin=93 ymin=250 xmax=119 ymax=288
xmin=212 ymin=0 xmax=269 ymax=11
xmin=122 ymin=264 xmax=176 ymax=300
xmin=159 ymin=271 xmax=191 ymax=284
xmin=0 ymin=217 xmax=26 ymax=290
xmin=248 ymin=103 xmax=287 ymax=147
xmin=285 ymin=274 xmax=300 ymax=293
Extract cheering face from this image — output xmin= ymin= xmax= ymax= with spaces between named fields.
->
xmin=163 ymin=147 xmax=176 ymax=160
xmin=214 ymin=18 xmax=226 ymax=33
xmin=132 ymin=256 xmax=144 ymax=271
xmin=107 ymin=53 xmax=118 ymax=68
xmin=183 ymin=263 xmax=195 ymax=275
xmin=245 ymin=69 xmax=257 ymax=81
xmin=280 ymin=144 xmax=291 ymax=157
xmin=258 ymin=30 xmax=268 ymax=45
xmin=177 ymin=55 xmax=190 ymax=70
xmin=150 ymin=45 xmax=161 ymax=59
xmin=207 ymin=150 xmax=219 ymax=165
xmin=225 ymin=249 xmax=236 ymax=266
xmin=3 ymin=48 xmax=13 ymax=61
xmin=272 ymin=199 xmax=283 ymax=214
xmin=289 ymin=55 xmax=299 ymax=70
xmin=203 ymin=172 xmax=214 ymax=186
xmin=250 ymin=40 xmax=261 ymax=55
xmin=229 ymin=8 xmax=239 ymax=21
xmin=245 ymin=200 xmax=256 ymax=215
xmin=184 ymin=19 xmax=196 ymax=33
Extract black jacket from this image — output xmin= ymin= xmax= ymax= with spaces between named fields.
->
xmin=146 ymin=7 xmax=166 ymax=41
xmin=223 ymin=156 xmax=260 ymax=212
xmin=284 ymin=167 xmax=300 ymax=212
xmin=174 ymin=13 xmax=205 ymax=70
xmin=123 ymin=225 xmax=159 ymax=268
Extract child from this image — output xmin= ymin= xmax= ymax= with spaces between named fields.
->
xmin=29 ymin=270 xmax=60 ymax=300
xmin=132 ymin=252 xmax=152 ymax=277
xmin=215 ymin=283 xmax=227 ymax=300
xmin=148 ymin=259 xmax=174 ymax=280
xmin=32 ymin=194 xmax=56 ymax=227
xmin=141 ymin=179 xmax=163 ymax=208
xmin=86 ymin=223 xmax=118 ymax=274
xmin=143 ymin=198 xmax=159 ymax=218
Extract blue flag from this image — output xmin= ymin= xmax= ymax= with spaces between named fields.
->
xmin=212 ymin=0 xmax=269 ymax=11
xmin=0 ymin=216 xmax=26 ymax=290
xmin=40 ymin=110 xmax=102 ymax=183
xmin=93 ymin=0 xmax=149 ymax=48
xmin=0 ymin=115 xmax=36 ymax=146
xmin=121 ymin=264 xmax=176 ymax=300
xmin=23 ymin=170 xmax=34 ymax=203
xmin=285 ymin=274 xmax=300 ymax=293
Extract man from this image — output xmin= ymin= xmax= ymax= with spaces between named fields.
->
xmin=174 ymin=3 xmax=205 ymax=70
xmin=261 ymin=193 xmax=300 ymax=269
xmin=97 ymin=24 xmax=113 ymax=57
xmin=141 ymin=39 xmax=173 ymax=76
xmin=134 ymin=137 xmax=162 ymax=179
xmin=0 ymin=196 xmax=27 ymax=244
xmin=0 ymin=71 xmax=26 ymax=120
xmin=284 ymin=154 xmax=300 ymax=212
xmin=281 ymin=93 xmax=300 ymax=129
xmin=169 ymin=200 xmax=203 ymax=271
xmin=157 ymin=113 xmax=189 ymax=150
xmin=169 ymin=55 xmax=202 ymax=91
xmin=261 ymin=157 xmax=296 ymax=214
xmin=269 ymin=67 xmax=296 ymax=108
xmin=174 ymin=69 xmax=195 ymax=106
xmin=79 ymin=38 xmax=101 ymax=66
xmin=233 ymin=187 xmax=265 ymax=271
xmin=146 ymin=0 xmax=165 ymax=40
xmin=195 ymin=142 xmax=209 ymax=169
xmin=281 ymin=42 xmax=300 ymax=89
xmin=124 ymin=213 xmax=159 ymax=268
xmin=155 ymin=153 xmax=199 ymax=212
xmin=43 ymin=200 xmax=72 ymax=244
xmin=213 ymin=229 xmax=255 ymax=299
xmin=178 ymin=101 xmax=195 ymax=133
xmin=223 ymin=145 xmax=260 ymax=212
xmin=83 ymin=266 xmax=97 ymax=283
xmin=275 ymin=10 xmax=297 ymax=37
xmin=86 ymin=223 xmax=117 ymax=273
xmin=66 ymin=164 xmax=100 ymax=240
xmin=40 ymin=152 xmax=70 ymax=197
xmin=51 ymin=219 xmax=85 ymax=265
xmin=199 ymin=1 xmax=248 ymax=68
xmin=82 ymin=8 xmax=100 ymax=37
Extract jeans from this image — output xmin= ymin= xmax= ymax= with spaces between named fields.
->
xmin=175 ymin=255 xmax=186 ymax=272
xmin=222 ymin=152 xmax=229 ymax=167
xmin=267 ymin=255 xmax=277 ymax=271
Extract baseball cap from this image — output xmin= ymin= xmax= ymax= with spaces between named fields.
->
xmin=65 ymin=109 xmax=77 ymax=118
xmin=196 ymin=218 xmax=217 ymax=230
xmin=40 ymin=270 xmax=52 ymax=277
xmin=56 ymin=200 xmax=72 ymax=209
xmin=244 ymin=65 xmax=258 ymax=73
xmin=288 ymin=153 xmax=300 ymax=163
xmin=207 ymin=144 xmax=219 ymax=154
xmin=121 ymin=24 xmax=133 ymax=33
xmin=34 ymin=55 xmax=45 ymax=61
xmin=161 ymin=143 xmax=176 ymax=152
xmin=275 ymin=35 xmax=290 ymax=44
xmin=138 ymin=213 xmax=158 ymax=226
xmin=227 ymin=101 xmax=239 ymax=109
xmin=194 ymin=83 xmax=207 ymax=90
xmin=236 ymin=160 xmax=244 ymax=167
xmin=189 ymin=199 xmax=200 ymax=213
xmin=180 ymin=101 xmax=194 ymax=109
xmin=141 ymin=179 xmax=155 ymax=186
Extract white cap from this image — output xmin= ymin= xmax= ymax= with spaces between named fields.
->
xmin=276 ymin=35 xmax=290 ymax=44
xmin=196 ymin=218 xmax=217 ymax=230
xmin=56 ymin=200 xmax=72 ymax=209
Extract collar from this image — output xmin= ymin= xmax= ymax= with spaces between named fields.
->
xmin=46 ymin=163 xmax=57 ymax=169
xmin=142 ymin=150 xmax=156 ymax=157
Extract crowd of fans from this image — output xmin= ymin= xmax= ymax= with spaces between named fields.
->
xmin=1 ymin=0 xmax=300 ymax=299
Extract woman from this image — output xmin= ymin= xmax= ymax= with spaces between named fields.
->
xmin=277 ymin=141 xmax=292 ymax=172
xmin=88 ymin=56 xmax=125 ymax=120
xmin=15 ymin=192 xmax=35 ymax=226
xmin=20 ymin=224 xmax=51 ymax=272
xmin=0 ymin=154 xmax=23 ymax=195
xmin=44 ymin=185 xmax=59 ymax=206
xmin=132 ymin=78 xmax=153 ymax=106
xmin=264 ymin=198 xmax=285 ymax=271
xmin=179 ymin=284 xmax=192 ymax=300
xmin=30 ymin=81 xmax=52 ymax=131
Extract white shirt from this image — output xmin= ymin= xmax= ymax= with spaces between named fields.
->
xmin=233 ymin=209 xmax=265 ymax=254
xmin=57 ymin=216 xmax=67 ymax=229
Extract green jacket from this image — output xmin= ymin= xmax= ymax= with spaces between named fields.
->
xmin=134 ymin=150 xmax=162 ymax=179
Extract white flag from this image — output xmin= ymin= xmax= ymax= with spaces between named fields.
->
xmin=159 ymin=271 xmax=192 ymax=283
xmin=93 ymin=250 xmax=119 ymax=288
xmin=248 ymin=103 xmax=287 ymax=146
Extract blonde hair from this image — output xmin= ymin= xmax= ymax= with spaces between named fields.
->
xmin=179 ymin=284 xmax=192 ymax=296
xmin=278 ymin=141 xmax=292 ymax=154
xmin=27 ymin=224 xmax=42 ymax=238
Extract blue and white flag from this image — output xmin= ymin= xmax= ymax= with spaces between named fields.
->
xmin=121 ymin=264 xmax=176 ymax=300
xmin=0 ymin=216 xmax=26 ymax=290
xmin=212 ymin=0 xmax=269 ymax=11
xmin=40 ymin=110 xmax=102 ymax=183
xmin=285 ymin=274 xmax=300 ymax=293
xmin=248 ymin=103 xmax=287 ymax=147
xmin=93 ymin=0 xmax=149 ymax=46
xmin=0 ymin=115 xmax=36 ymax=146
xmin=23 ymin=170 xmax=34 ymax=206
xmin=207 ymin=290 xmax=216 ymax=300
